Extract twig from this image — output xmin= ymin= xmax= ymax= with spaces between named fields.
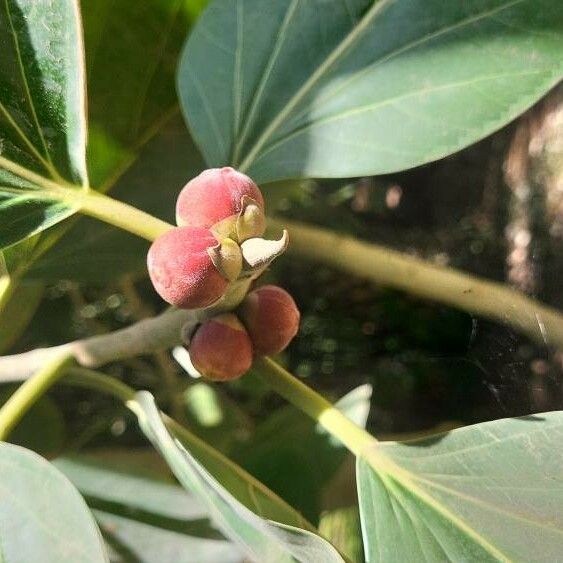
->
xmin=0 ymin=308 xmax=191 ymax=382
xmin=270 ymin=217 xmax=563 ymax=348
xmin=0 ymin=276 xmax=257 ymax=382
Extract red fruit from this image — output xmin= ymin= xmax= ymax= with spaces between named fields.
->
xmin=147 ymin=227 xmax=229 ymax=309
xmin=239 ymin=285 xmax=300 ymax=356
xmin=189 ymin=314 xmax=253 ymax=381
xmin=175 ymin=167 xmax=265 ymax=241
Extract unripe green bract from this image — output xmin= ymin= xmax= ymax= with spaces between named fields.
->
xmin=188 ymin=314 xmax=253 ymax=381
xmin=239 ymin=285 xmax=300 ymax=356
xmin=176 ymin=167 xmax=266 ymax=241
xmin=147 ymin=226 xmax=230 ymax=309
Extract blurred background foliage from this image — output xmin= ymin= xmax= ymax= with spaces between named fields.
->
xmin=0 ymin=0 xmax=561 ymax=560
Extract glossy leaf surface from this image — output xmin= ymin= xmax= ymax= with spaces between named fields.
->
xmin=179 ymin=0 xmax=563 ymax=182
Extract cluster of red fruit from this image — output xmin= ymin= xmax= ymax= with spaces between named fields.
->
xmin=147 ymin=167 xmax=300 ymax=381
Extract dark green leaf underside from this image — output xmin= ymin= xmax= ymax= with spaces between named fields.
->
xmin=81 ymin=0 xmax=194 ymax=187
xmin=357 ymin=411 xmax=563 ymax=562
xmin=179 ymin=0 xmax=563 ymax=182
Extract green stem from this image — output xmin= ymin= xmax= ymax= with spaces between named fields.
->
xmin=67 ymin=190 xmax=173 ymax=242
xmin=65 ymin=367 xmax=135 ymax=403
xmin=0 ymin=353 xmax=74 ymax=440
xmin=256 ymin=357 xmax=376 ymax=456
xmin=271 ymin=217 xmax=563 ymax=349
xmin=0 ymin=154 xmax=173 ymax=241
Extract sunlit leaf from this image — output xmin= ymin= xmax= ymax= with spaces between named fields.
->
xmin=10 ymin=4 xmax=208 ymax=282
xmin=357 ymin=411 xmax=563 ymax=562
xmin=0 ymin=0 xmax=88 ymax=249
xmin=0 ymin=442 xmax=107 ymax=562
xmin=134 ymin=391 xmax=345 ymax=563
xmin=179 ymin=0 xmax=563 ymax=182
xmin=0 ymin=0 xmax=87 ymax=182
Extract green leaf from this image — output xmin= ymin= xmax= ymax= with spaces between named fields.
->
xmin=0 ymin=0 xmax=87 ymax=183
xmin=179 ymin=0 xmax=563 ymax=182
xmin=58 ymin=366 xmax=315 ymax=538
xmin=0 ymin=442 xmax=107 ymax=562
xmin=95 ymin=512 xmax=240 ymax=563
xmin=27 ymin=118 xmax=205 ymax=282
xmin=54 ymin=453 xmax=241 ymax=563
xmin=133 ymin=391 xmax=345 ymax=563
xmin=0 ymin=1 xmax=200 ymax=263
xmin=81 ymin=0 xmax=194 ymax=188
xmin=0 ymin=0 xmax=88 ymax=248
xmin=357 ymin=411 xmax=563 ymax=562
xmin=6 ymin=3 xmax=207 ymax=282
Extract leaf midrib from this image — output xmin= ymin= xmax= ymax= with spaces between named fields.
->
xmin=238 ymin=0 xmax=396 ymax=171
xmin=237 ymin=0 xmax=532 ymax=172
xmin=386 ymin=467 xmax=510 ymax=561
xmin=275 ymin=0 xmax=529 ymax=133
xmin=3 ymin=0 xmax=54 ymax=172
xmin=360 ymin=452 xmax=512 ymax=561
xmin=412 ymin=473 xmax=563 ymax=534
xmin=250 ymin=68 xmax=553 ymax=167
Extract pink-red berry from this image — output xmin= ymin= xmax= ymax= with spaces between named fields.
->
xmin=147 ymin=226 xmax=229 ymax=309
xmin=239 ymin=285 xmax=300 ymax=356
xmin=188 ymin=314 xmax=254 ymax=381
xmin=175 ymin=167 xmax=265 ymax=241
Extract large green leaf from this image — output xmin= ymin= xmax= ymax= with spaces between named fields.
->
xmin=357 ymin=411 xmax=563 ymax=562
xmin=0 ymin=1 xmax=203 ymax=291
xmin=179 ymin=0 xmax=563 ymax=182
xmin=81 ymin=0 xmax=198 ymax=188
xmin=0 ymin=442 xmax=107 ymax=562
xmin=133 ymin=391 xmax=345 ymax=563
xmin=0 ymin=0 xmax=88 ymax=248
xmin=55 ymin=454 xmax=242 ymax=563
xmin=0 ymin=0 xmax=87 ymax=182
xmin=6 ymin=3 xmax=208 ymax=282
